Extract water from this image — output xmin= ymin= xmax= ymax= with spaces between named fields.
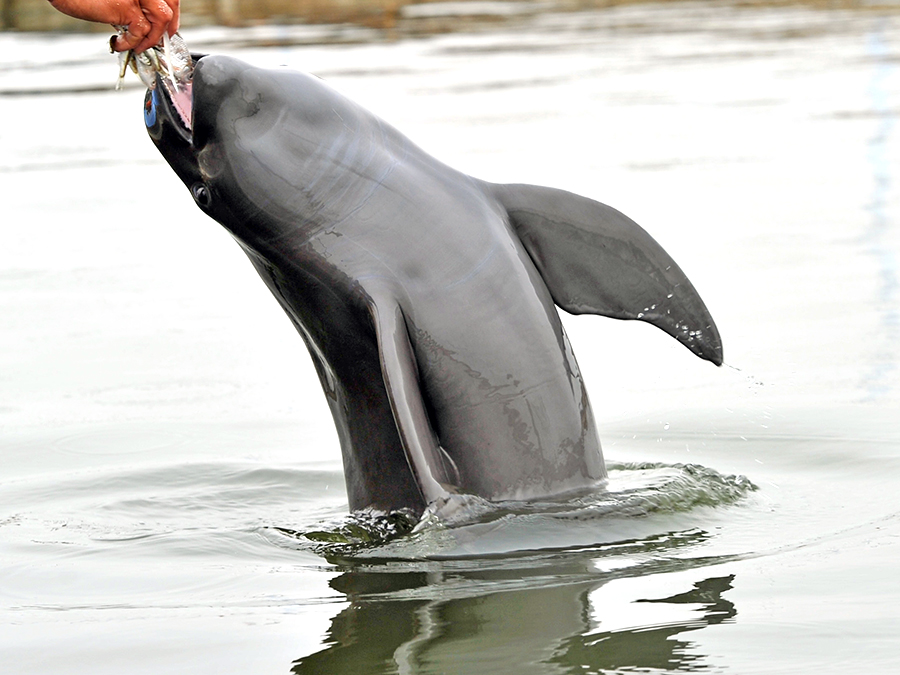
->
xmin=2 ymin=3 xmax=900 ymax=672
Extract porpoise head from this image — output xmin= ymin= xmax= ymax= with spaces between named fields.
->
xmin=145 ymin=54 xmax=373 ymax=249
xmin=145 ymin=55 xmax=291 ymax=240
xmin=146 ymin=55 xmax=263 ymax=225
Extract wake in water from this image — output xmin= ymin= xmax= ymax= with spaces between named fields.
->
xmin=274 ymin=462 xmax=757 ymax=560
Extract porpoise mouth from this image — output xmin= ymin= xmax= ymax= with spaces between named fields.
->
xmin=161 ymin=74 xmax=193 ymax=132
xmin=122 ymin=31 xmax=196 ymax=134
xmin=151 ymin=52 xmax=205 ymax=142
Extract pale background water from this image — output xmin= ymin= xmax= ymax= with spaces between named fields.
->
xmin=2 ymin=2 xmax=899 ymax=673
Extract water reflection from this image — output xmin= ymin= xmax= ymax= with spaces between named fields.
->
xmin=555 ymin=576 xmax=736 ymax=673
xmin=292 ymin=532 xmax=737 ymax=674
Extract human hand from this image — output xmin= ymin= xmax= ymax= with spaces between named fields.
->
xmin=48 ymin=0 xmax=180 ymax=53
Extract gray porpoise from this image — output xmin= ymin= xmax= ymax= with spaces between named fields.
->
xmin=145 ymin=55 xmax=722 ymax=516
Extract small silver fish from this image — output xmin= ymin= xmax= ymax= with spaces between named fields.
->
xmin=112 ymin=29 xmax=193 ymax=94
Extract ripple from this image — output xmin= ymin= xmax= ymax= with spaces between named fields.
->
xmin=274 ymin=462 xmax=757 ymax=560
xmin=53 ymin=427 xmax=189 ymax=456
xmin=0 ymin=461 xmax=347 ymax=558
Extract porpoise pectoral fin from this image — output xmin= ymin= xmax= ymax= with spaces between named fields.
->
xmin=490 ymin=182 xmax=723 ymax=366
xmin=370 ymin=295 xmax=455 ymax=505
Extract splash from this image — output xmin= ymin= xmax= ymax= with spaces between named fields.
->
xmin=275 ymin=462 xmax=757 ymax=559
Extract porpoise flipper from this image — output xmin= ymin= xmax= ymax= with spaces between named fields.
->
xmin=370 ymin=295 xmax=457 ymax=505
xmin=489 ymin=182 xmax=723 ymax=366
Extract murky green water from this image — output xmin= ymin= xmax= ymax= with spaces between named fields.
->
xmin=2 ymin=3 xmax=899 ymax=673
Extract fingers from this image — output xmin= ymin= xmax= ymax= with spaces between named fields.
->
xmin=90 ymin=0 xmax=179 ymax=54
xmin=131 ymin=0 xmax=175 ymax=53
xmin=167 ymin=0 xmax=181 ymax=35
xmin=113 ymin=14 xmax=151 ymax=53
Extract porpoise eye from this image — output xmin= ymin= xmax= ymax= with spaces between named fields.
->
xmin=191 ymin=183 xmax=212 ymax=208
